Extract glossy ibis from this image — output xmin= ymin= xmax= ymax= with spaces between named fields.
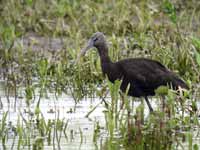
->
xmin=76 ymin=32 xmax=188 ymax=112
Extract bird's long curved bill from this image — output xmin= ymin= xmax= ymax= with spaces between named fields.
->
xmin=75 ymin=39 xmax=94 ymax=64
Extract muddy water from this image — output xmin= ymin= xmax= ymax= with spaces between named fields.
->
xmin=0 ymin=81 xmax=107 ymax=150
xmin=0 ymin=32 xmax=65 ymax=51
xmin=1 ymin=80 xmax=200 ymax=150
xmin=0 ymin=80 xmax=153 ymax=150
xmin=1 ymin=33 xmax=200 ymax=149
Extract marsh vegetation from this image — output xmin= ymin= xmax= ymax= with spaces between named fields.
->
xmin=0 ymin=0 xmax=200 ymax=149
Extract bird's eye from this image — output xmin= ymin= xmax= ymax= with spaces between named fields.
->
xmin=93 ymin=37 xmax=98 ymax=42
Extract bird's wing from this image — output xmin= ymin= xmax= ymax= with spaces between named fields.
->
xmin=118 ymin=58 xmax=172 ymax=89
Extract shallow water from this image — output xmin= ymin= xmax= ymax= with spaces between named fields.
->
xmin=0 ymin=80 xmax=154 ymax=150
xmin=0 ymin=89 xmax=105 ymax=149
xmin=0 ymin=80 xmax=200 ymax=150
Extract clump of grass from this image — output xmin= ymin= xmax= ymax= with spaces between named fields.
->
xmin=100 ymin=79 xmax=199 ymax=149
xmin=0 ymin=0 xmax=200 ymax=149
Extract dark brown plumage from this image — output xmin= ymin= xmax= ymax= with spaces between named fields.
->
xmin=77 ymin=32 xmax=188 ymax=112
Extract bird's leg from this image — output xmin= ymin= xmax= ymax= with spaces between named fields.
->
xmin=119 ymin=91 xmax=125 ymax=109
xmin=161 ymin=95 xmax=165 ymax=112
xmin=144 ymin=96 xmax=153 ymax=112
xmin=161 ymin=95 xmax=172 ymax=118
xmin=127 ymin=109 xmax=131 ymax=142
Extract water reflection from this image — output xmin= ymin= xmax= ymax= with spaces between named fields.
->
xmin=0 ymin=81 xmax=200 ymax=149
xmin=0 ymin=80 xmax=107 ymax=149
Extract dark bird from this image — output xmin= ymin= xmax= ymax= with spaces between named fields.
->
xmin=76 ymin=32 xmax=188 ymax=112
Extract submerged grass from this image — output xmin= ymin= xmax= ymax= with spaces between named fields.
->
xmin=0 ymin=0 xmax=200 ymax=149
xmin=102 ymin=80 xmax=199 ymax=150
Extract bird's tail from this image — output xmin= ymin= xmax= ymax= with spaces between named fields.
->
xmin=172 ymin=77 xmax=189 ymax=90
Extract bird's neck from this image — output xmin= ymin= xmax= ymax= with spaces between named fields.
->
xmin=96 ymin=43 xmax=111 ymax=63
xmin=96 ymin=44 xmax=114 ymax=80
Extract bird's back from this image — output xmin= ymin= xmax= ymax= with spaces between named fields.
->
xmin=114 ymin=58 xmax=188 ymax=97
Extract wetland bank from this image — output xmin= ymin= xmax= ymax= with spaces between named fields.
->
xmin=0 ymin=0 xmax=200 ymax=149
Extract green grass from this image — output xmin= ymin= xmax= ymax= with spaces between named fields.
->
xmin=0 ymin=0 xmax=200 ymax=149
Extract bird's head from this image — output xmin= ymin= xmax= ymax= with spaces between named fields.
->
xmin=90 ymin=32 xmax=106 ymax=48
xmin=76 ymin=32 xmax=106 ymax=63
